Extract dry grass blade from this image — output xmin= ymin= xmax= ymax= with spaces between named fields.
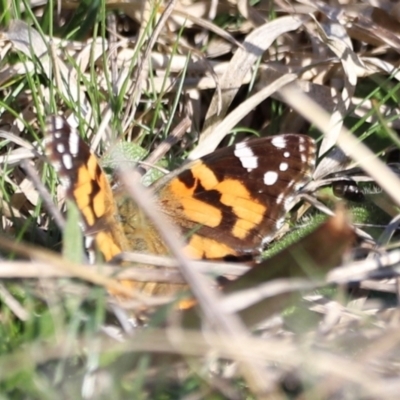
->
xmin=0 ymin=256 xmax=244 ymax=286
xmin=0 ymin=261 xmax=184 ymax=284
xmin=309 ymin=14 xmax=360 ymax=155
xmin=0 ymin=283 xmax=29 ymax=321
xmin=171 ymin=6 xmax=243 ymax=49
xmin=327 ymin=250 xmax=400 ymax=283
xmin=119 ymin=252 xmax=249 ymax=276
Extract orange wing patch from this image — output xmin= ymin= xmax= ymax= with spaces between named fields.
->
xmin=95 ymin=231 xmax=123 ymax=262
xmin=165 ymin=161 xmax=267 ymax=240
xmin=185 ymin=234 xmax=237 ymax=259
xmin=217 ymin=179 xmax=266 ymax=239
xmin=73 ymin=154 xmax=106 ymax=226
xmin=169 ymin=181 xmax=223 ymax=228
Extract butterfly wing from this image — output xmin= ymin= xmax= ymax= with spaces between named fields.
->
xmin=157 ymin=135 xmax=316 ymax=260
xmin=45 ymin=116 xmax=127 ymax=262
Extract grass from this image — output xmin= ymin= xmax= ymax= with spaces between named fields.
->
xmin=1 ymin=1 xmax=400 ymax=399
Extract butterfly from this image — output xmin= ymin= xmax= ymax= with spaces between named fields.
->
xmin=45 ymin=116 xmax=316 ymax=295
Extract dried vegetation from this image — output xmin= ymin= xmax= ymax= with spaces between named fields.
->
xmin=1 ymin=0 xmax=400 ymax=399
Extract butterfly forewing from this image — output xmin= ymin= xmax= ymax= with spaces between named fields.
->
xmin=158 ymin=135 xmax=316 ymax=260
xmin=45 ymin=116 xmax=127 ymax=261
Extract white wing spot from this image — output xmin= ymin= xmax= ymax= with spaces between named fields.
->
xmin=279 ymin=162 xmax=288 ymax=171
xmin=264 ymin=171 xmax=278 ymax=186
xmin=271 ymin=136 xmax=286 ymax=149
xmin=299 ymin=144 xmax=306 ymax=153
xmin=284 ymin=151 xmax=290 ymax=158
xmin=234 ymin=143 xmax=258 ymax=171
xmin=69 ymin=132 xmax=80 ymax=156
xmin=55 ymin=131 xmax=62 ymax=139
xmin=54 ymin=117 xmax=65 ymax=130
xmin=62 ymin=154 xmax=73 ymax=170
xmin=56 ymin=143 xmax=65 ymax=154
